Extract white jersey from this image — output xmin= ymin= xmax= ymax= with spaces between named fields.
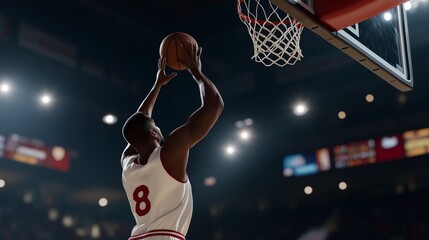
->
xmin=121 ymin=147 xmax=193 ymax=240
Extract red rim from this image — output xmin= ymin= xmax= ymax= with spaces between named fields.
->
xmin=237 ymin=0 xmax=304 ymax=27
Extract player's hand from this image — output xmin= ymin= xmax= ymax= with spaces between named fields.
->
xmin=156 ymin=56 xmax=177 ymax=86
xmin=183 ymin=45 xmax=202 ymax=76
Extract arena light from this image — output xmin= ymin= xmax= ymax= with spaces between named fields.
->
xmin=383 ymin=12 xmax=393 ymax=21
xmin=406 ymin=0 xmax=429 ymax=10
xmin=204 ymin=177 xmax=217 ymax=187
xmin=0 ymin=179 xmax=5 ymax=188
xmin=293 ymin=102 xmax=309 ymax=116
xmin=235 ymin=118 xmax=254 ymax=128
xmin=91 ymin=224 xmax=101 ymax=238
xmin=48 ymin=208 xmax=59 ymax=221
xmin=0 ymin=82 xmax=10 ymax=94
xmin=39 ymin=93 xmax=53 ymax=106
xmin=98 ymin=197 xmax=108 ymax=207
xmin=365 ymin=94 xmax=374 ymax=103
xmin=239 ymin=129 xmax=251 ymax=141
xmin=102 ymin=114 xmax=117 ymax=125
xmin=339 ymin=181 xmax=348 ymax=190
xmin=224 ymin=145 xmax=236 ymax=156
xmin=338 ymin=111 xmax=347 ymax=120
xmin=243 ymin=118 xmax=253 ymax=127
xmin=23 ymin=192 xmax=34 ymax=204
xmin=404 ymin=1 xmax=412 ymax=10
xmin=76 ymin=228 xmax=88 ymax=237
xmin=62 ymin=215 xmax=74 ymax=228
xmin=304 ymin=186 xmax=313 ymax=195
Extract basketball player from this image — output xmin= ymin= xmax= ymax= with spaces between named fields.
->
xmin=121 ymin=44 xmax=224 ymax=240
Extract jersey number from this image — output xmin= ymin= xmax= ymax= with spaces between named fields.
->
xmin=133 ymin=185 xmax=151 ymax=216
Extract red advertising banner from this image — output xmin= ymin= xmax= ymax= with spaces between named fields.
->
xmin=375 ymin=134 xmax=405 ymax=162
xmin=2 ymin=135 xmax=70 ymax=172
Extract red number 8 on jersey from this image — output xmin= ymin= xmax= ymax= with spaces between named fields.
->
xmin=133 ymin=185 xmax=151 ymax=216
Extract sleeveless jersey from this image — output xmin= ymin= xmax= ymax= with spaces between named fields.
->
xmin=121 ymin=147 xmax=193 ymax=239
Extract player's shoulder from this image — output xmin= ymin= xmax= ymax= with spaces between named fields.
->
xmin=121 ymin=144 xmax=139 ymax=167
xmin=122 ymin=144 xmax=138 ymax=159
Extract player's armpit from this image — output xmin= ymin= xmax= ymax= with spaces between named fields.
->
xmin=121 ymin=144 xmax=138 ymax=161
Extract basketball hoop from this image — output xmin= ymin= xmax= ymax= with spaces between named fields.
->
xmin=237 ymin=0 xmax=304 ymax=67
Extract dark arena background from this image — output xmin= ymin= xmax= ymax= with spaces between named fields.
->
xmin=1 ymin=0 xmax=429 ymax=239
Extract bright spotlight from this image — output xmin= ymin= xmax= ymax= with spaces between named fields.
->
xmin=339 ymin=181 xmax=348 ymax=190
xmin=0 ymin=179 xmax=5 ymax=188
xmin=40 ymin=94 xmax=53 ymax=105
xmin=338 ymin=111 xmax=347 ymax=120
xmin=304 ymin=186 xmax=313 ymax=195
xmin=225 ymin=145 xmax=235 ymax=155
xmin=98 ymin=198 xmax=108 ymax=207
xmin=0 ymin=83 xmax=10 ymax=94
xmin=293 ymin=102 xmax=309 ymax=116
xmin=383 ymin=12 xmax=393 ymax=21
xmin=239 ymin=129 xmax=250 ymax=141
xmin=365 ymin=94 xmax=374 ymax=103
xmin=102 ymin=114 xmax=117 ymax=125
xmin=404 ymin=1 xmax=412 ymax=10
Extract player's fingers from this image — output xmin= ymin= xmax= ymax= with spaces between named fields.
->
xmin=167 ymin=72 xmax=178 ymax=80
xmin=158 ymin=57 xmax=162 ymax=69
xmin=198 ymin=47 xmax=202 ymax=57
xmin=193 ymin=45 xmax=199 ymax=62
xmin=192 ymin=44 xmax=197 ymax=56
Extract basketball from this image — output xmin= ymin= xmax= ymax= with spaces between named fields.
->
xmin=159 ymin=32 xmax=199 ymax=71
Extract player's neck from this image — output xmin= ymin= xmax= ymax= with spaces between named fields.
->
xmin=137 ymin=146 xmax=156 ymax=164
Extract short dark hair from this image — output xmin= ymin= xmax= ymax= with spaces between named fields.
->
xmin=122 ymin=112 xmax=153 ymax=147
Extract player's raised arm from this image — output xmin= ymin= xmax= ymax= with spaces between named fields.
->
xmin=137 ymin=57 xmax=177 ymax=117
xmin=182 ymin=46 xmax=224 ymax=148
xmin=121 ymin=57 xmax=177 ymax=160
xmin=162 ymin=45 xmax=224 ymax=167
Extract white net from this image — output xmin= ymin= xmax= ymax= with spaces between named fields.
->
xmin=237 ymin=0 xmax=304 ymax=66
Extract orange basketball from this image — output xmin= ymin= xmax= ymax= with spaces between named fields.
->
xmin=159 ymin=32 xmax=198 ymax=71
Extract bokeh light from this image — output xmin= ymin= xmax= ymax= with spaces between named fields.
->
xmin=293 ymin=102 xmax=309 ymax=116
xmin=98 ymin=198 xmax=108 ymax=207
xmin=225 ymin=145 xmax=235 ymax=155
xmin=366 ymin=94 xmax=374 ymax=103
xmin=0 ymin=82 xmax=10 ymax=94
xmin=304 ymin=186 xmax=313 ymax=195
xmin=204 ymin=177 xmax=217 ymax=187
xmin=102 ymin=114 xmax=117 ymax=125
xmin=338 ymin=111 xmax=347 ymax=119
xmin=40 ymin=94 xmax=53 ymax=105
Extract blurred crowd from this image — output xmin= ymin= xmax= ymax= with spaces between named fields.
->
xmin=2 ymin=187 xmax=429 ymax=240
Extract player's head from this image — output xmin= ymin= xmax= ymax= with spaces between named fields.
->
xmin=122 ymin=112 xmax=164 ymax=150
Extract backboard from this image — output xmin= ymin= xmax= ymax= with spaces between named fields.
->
xmin=270 ymin=0 xmax=413 ymax=92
